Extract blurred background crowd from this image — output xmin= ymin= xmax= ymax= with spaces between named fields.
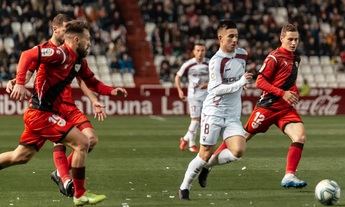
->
xmin=0 ymin=0 xmax=344 ymax=87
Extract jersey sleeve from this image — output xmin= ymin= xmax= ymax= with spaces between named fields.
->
xmin=256 ymin=54 xmax=285 ymax=97
xmin=176 ymin=61 xmax=188 ymax=77
xmin=256 ymin=74 xmax=284 ymax=97
xmin=16 ymin=46 xmax=65 ymax=84
xmin=258 ymin=55 xmax=277 ymax=80
xmin=78 ymin=59 xmax=113 ymax=95
xmin=207 ymin=58 xmax=223 ymax=90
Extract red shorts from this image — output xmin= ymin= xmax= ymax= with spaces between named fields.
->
xmin=58 ymin=104 xmax=93 ymax=131
xmin=20 ymin=109 xmax=74 ymax=151
xmin=244 ymin=106 xmax=302 ymax=134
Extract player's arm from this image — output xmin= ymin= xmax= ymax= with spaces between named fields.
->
xmin=11 ymin=46 xmax=64 ymax=101
xmin=79 ymin=60 xmax=128 ymax=97
xmin=175 ymin=63 xmax=187 ymax=100
xmin=256 ymin=56 xmax=298 ymax=105
xmin=77 ymin=78 xmax=107 ymax=121
xmin=175 ymin=74 xmax=186 ymax=100
xmin=209 ymin=59 xmax=252 ymax=96
xmin=213 ymin=73 xmax=252 ymax=95
xmin=6 ymin=70 xmax=34 ymax=94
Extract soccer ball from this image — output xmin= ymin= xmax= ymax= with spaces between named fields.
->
xmin=315 ymin=179 xmax=341 ymax=205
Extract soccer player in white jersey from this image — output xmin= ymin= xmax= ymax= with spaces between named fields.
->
xmin=178 ymin=20 xmax=253 ymax=200
xmin=175 ymin=41 xmax=209 ymax=153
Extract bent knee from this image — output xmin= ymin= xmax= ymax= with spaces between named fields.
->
xmin=231 ymin=148 xmax=245 ymax=158
xmin=294 ymin=135 xmax=306 ymax=144
xmin=88 ymin=135 xmax=99 ymax=149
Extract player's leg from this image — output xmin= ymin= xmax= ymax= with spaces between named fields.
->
xmin=51 ymin=143 xmax=73 ymax=197
xmin=199 ymin=120 xmax=246 ymax=187
xmin=63 ymin=127 xmax=106 ymax=205
xmin=0 ymin=145 xmax=36 ymax=169
xmin=179 ymin=114 xmax=220 ymax=200
xmin=280 ymin=114 xmax=307 ymax=188
xmin=179 ymin=99 xmax=201 ymax=152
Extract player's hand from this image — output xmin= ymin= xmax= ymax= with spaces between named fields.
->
xmin=197 ymin=83 xmax=208 ymax=89
xmin=10 ymin=84 xmax=30 ymax=101
xmin=6 ymin=79 xmax=16 ymax=93
xmin=111 ymin=88 xmax=128 ymax=97
xmin=283 ymin=91 xmax=299 ymax=105
xmin=93 ymin=101 xmax=106 ymax=121
xmin=178 ymin=89 xmax=186 ymax=101
xmin=243 ymin=72 xmax=254 ymax=82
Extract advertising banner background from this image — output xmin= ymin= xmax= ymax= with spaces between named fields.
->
xmin=0 ymin=87 xmax=344 ymax=115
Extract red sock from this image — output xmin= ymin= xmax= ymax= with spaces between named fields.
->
xmin=72 ymin=167 xmax=86 ymax=198
xmin=67 ymin=151 xmax=74 ymax=170
xmin=53 ymin=145 xmax=70 ymax=183
xmin=213 ymin=141 xmax=227 ymax=156
xmin=286 ymin=142 xmax=304 ymax=174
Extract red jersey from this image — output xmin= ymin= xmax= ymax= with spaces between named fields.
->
xmin=16 ymin=42 xmax=113 ymax=112
xmin=256 ymin=47 xmax=300 ymax=110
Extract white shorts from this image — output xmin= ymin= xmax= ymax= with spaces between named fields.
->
xmin=187 ymin=98 xmax=204 ymax=118
xmin=199 ymin=114 xmax=246 ymax=146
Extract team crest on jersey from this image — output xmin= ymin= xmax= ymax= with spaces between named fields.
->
xmin=41 ymin=48 xmax=54 ymax=57
xmin=75 ymin=64 xmax=81 ymax=72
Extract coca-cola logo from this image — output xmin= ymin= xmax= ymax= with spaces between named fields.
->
xmin=296 ymin=95 xmax=341 ymax=115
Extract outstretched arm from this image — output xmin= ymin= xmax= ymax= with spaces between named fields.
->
xmin=78 ymin=78 xmax=106 ymax=121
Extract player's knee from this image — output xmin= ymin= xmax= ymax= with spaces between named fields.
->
xmin=88 ymin=134 xmax=98 ymax=149
xmin=231 ymin=148 xmax=245 ymax=158
xmin=294 ymin=134 xmax=306 ymax=143
xmin=199 ymin=145 xmax=213 ymax=161
xmin=75 ymin=138 xmax=90 ymax=152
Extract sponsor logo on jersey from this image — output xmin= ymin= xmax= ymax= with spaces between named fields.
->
xmin=41 ymin=48 xmax=54 ymax=57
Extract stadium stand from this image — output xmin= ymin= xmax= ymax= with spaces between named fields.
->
xmin=0 ymin=0 xmax=345 ymax=88
xmin=139 ymin=0 xmax=345 ymax=88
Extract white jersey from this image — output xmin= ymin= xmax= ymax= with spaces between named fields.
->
xmin=176 ymin=57 xmax=209 ymax=100
xmin=202 ymin=48 xmax=248 ymax=118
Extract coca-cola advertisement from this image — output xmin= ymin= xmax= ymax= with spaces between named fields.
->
xmin=0 ymin=87 xmax=344 ymax=115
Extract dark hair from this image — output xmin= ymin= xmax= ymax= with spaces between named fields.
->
xmin=281 ymin=23 xmax=298 ymax=37
xmin=217 ymin=19 xmax=237 ymax=33
xmin=65 ymin=20 xmax=89 ymax=34
xmin=51 ymin=13 xmax=72 ymax=27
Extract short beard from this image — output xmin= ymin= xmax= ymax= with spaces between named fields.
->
xmin=76 ymin=45 xmax=88 ymax=58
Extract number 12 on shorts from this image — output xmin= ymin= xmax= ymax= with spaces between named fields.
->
xmin=251 ymin=112 xmax=265 ymax=129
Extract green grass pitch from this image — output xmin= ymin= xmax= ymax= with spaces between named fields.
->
xmin=0 ymin=115 xmax=344 ymax=207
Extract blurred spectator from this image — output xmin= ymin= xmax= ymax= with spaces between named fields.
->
xmin=339 ymin=51 xmax=345 ymax=72
xmin=159 ymin=59 xmax=171 ymax=83
xmin=139 ymin=0 xmax=345 ymax=84
xmin=299 ymin=79 xmax=311 ymax=96
xmin=109 ymin=55 xmax=120 ymax=74
xmin=0 ymin=66 xmax=12 ymax=82
xmin=0 ymin=0 xmax=133 ymax=86
xmin=118 ymin=53 xmax=135 ymax=74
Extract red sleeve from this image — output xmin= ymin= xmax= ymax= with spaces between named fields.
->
xmin=16 ymin=46 xmax=65 ymax=84
xmin=259 ymin=55 xmax=276 ymax=80
xmin=256 ymin=74 xmax=284 ymax=97
xmin=79 ymin=60 xmax=114 ymax=95
xmin=16 ymin=47 xmax=39 ymax=84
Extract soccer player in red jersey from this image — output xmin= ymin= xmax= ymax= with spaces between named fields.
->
xmin=199 ymin=24 xmax=307 ymax=189
xmin=6 ymin=14 xmax=125 ymax=198
xmin=1 ymin=20 xmax=109 ymax=206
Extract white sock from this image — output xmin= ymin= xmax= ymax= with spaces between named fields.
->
xmin=205 ymin=149 xmax=239 ymax=168
xmin=218 ymin=149 xmax=239 ymax=164
xmin=183 ymin=120 xmax=199 ymax=147
xmin=180 ymin=155 xmax=206 ymax=190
